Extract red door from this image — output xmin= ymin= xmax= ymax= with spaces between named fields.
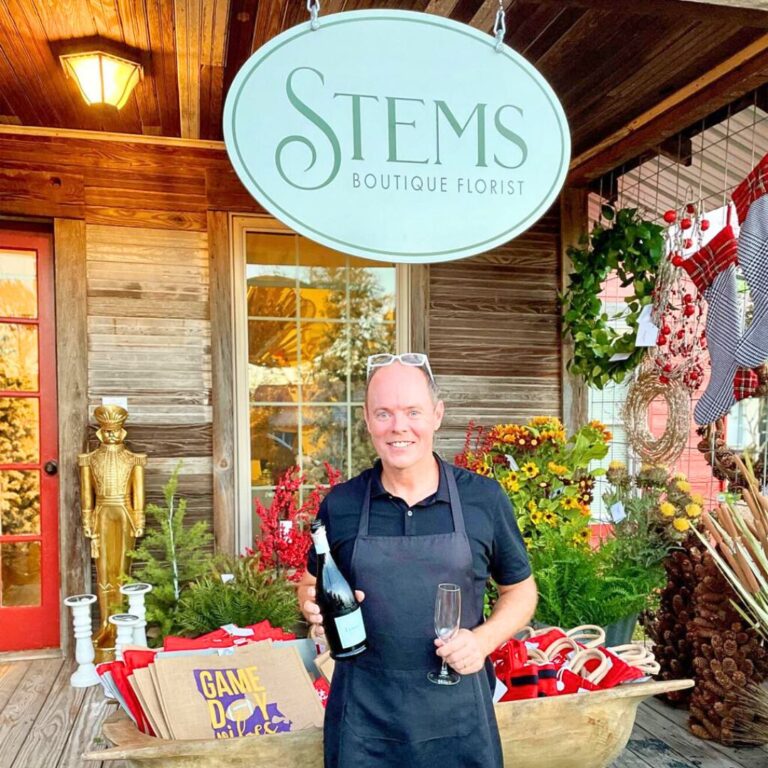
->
xmin=0 ymin=229 xmax=59 ymax=650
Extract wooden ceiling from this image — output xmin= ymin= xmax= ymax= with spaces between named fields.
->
xmin=2 ymin=0 xmax=768 ymax=169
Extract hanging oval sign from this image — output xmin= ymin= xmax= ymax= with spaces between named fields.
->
xmin=224 ymin=10 xmax=570 ymax=263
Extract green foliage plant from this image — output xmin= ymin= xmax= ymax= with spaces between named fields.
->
xmin=174 ymin=554 xmax=299 ymax=637
xmin=528 ymin=520 xmax=664 ymax=628
xmin=561 ymin=206 xmax=665 ymax=389
xmin=129 ymin=463 xmax=213 ymax=643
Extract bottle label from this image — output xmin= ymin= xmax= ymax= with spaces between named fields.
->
xmin=312 ymin=529 xmax=330 ymax=555
xmin=334 ymin=607 xmax=366 ymax=649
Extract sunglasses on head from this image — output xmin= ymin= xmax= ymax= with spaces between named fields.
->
xmin=366 ymin=353 xmax=435 ymax=382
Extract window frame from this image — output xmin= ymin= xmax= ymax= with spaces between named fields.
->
xmin=230 ymin=214 xmax=410 ymax=551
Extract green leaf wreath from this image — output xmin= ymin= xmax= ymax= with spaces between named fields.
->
xmin=561 ymin=206 xmax=665 ymax=389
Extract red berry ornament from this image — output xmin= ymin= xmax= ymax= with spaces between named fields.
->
xmin=683 ymin=238 xmax=693 ymax=249
xmin=681 ymin=218 xmax=692 ymax=230
xmin=663 ymin=210 xmax=677 ymax=224
xmin=701 ymin=219 xmax=710 ymax=231
xmin=684 ymin=305 xmax=695 ymax=317
xmin=659 ymin=375 xmax=670 ymax=384
xmin=683 ymin=294 xmax=693 ymax=303
xmin=686 ymin=203 xmax=696 ymax=214
xmin=671 ymin=254 xmax=684 ymax=267
xmin=657 ymin=335 xmax=667 ymax=346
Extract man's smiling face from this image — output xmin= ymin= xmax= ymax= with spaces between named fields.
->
xmin=364 ymin=362 xmax=443 ymax=473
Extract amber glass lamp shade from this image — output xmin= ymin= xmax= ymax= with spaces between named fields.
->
xmin=60 ymin=51 xmax=143 ymax=109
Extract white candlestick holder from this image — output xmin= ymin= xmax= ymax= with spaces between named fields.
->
xmin=120 ymin=582 xmax=152 ymax=647
xmin=63 ymin=594 xmax=100 ymax=688
xmin=109 ymin=613 xmax=140 ymax=661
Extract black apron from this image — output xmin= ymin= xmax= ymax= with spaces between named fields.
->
xmin=323 ymin=458 xmax=503 ymax=768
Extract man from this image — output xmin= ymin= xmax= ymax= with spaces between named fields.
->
xmin=298 ymin=352 xmax=537 ymax=767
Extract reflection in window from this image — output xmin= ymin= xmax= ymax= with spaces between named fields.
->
xmin=0 ymin=470 xmax=41 ymax=535
xmin=1 ymin=541 xmax=41 ymax=606
xmin=0 ymin=250 xmax=37 ymax=319
xmin=246 ymin=232 xmax=396 ymax=518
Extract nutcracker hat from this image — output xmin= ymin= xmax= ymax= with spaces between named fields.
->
xmin=94 ymin=405 xmax=129 ymax=431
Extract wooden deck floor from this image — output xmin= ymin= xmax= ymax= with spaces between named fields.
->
xmin=0 ymin=657 xmax=766 ymax=767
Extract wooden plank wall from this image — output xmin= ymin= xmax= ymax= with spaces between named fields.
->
xmin=85 ymin=224 xmax=213 ymax=531
xmin=0 ymin=131 xmax=261 ymax=577
xmin=431 ymin=206 xmax=562 ymax=460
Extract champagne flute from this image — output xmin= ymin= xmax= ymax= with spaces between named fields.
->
xmin=427 ymin=583 xmax=461 ymax=685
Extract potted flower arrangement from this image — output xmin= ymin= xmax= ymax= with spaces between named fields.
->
xmin=455 ymin=416 xmax=610 ymax=545
xmin=603 ymin=460 xmax=703 ymax=547
xmin=456 ymin=419 xmax=671 ymax=638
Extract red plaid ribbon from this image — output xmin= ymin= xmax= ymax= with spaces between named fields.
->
xmin=734 ymin=367 xmax=760 ymax=401
xmin=681 ymin=225 xmax=738 ymax=292
xmin=733 ymin=151 xmax=768 ymax=224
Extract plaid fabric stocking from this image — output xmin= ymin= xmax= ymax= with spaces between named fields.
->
xmin=734 ymin=367 xmax=760 ymax=402
xmin=734 ymin=194 xmax=768 ymax=368
xmin=732 ymin=151 xmax=768 ymax=225
xmin=682 ymin=227 xmax=741 ymax=425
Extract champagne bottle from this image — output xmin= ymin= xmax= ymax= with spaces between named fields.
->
xmin=310 ymin=520 xmax=367 ymax=659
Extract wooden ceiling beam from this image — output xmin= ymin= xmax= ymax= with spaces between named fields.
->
xmin=531 ymin=0 xmax=768 ymax=28
xmin=469 ymin=0 xmax=514 ymax=33
xmin=175 ymin=0 xmax=203 ymax=139
xmin=569 ymin=32 xmax=768 ymax=185
xmin=423 ymin=0 xmax=461 ymax=17
xmin=176 ymin=0 xmax=230 ymax=140
xmin=251 ymin=0 xmax=286 ymax=52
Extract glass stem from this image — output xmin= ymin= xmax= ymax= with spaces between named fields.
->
xmin=440 ymin=659 xmax=449 ymax=677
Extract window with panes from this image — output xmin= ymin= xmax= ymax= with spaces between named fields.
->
xmin=245 ymin=231 xmax=396 ymax=526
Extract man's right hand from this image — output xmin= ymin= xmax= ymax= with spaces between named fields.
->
xmin=301 ymin=586 xmax=366 ymax=637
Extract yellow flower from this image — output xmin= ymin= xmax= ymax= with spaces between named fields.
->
xmin=608 ymin=460 xmax=626 ymax=470
xmin=543 ymin=511 xmax=557 ymax=526
xmin=659 ymin=502 xmax=676 ymax=518
xmin=579 ymin=503 xmax=592 ymax=517
xmin=674 ymin=472 xmax=687 ymax=481
xmin=675 ymin=480 xmax=692 ymax=493
xmin=547 ymin=461 xmax=568 ymax=476
xmin=502 ymin=475 xmax=520 ymax=493
xmin=561 ymin=496 xmax=579 ymax=510
xmin=530 ymin=510 xmax=543 ymax=525
xmin=685 ymin=503 xmax=702 ymax=519
xmin=691 ymin=493 xmax=705 ymax=506
xmin=673 ymin=517 xmax=691 ymax=532
xmin=522 ymin=462 xmax=540 ymax=479
xmin=527 ymin=500 xmax=538 ymax=513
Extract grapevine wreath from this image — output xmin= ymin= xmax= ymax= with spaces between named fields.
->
xmin=561 ymin=207 xmax=665 ymax=389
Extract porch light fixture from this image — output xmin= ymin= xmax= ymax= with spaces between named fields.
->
xmin=59 ymin=50 xmax=143 ymax=109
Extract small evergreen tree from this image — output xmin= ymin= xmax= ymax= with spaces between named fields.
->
xmin=129 ymin=463 xmax=213 ymax=643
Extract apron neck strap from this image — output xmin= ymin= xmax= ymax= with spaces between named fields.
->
xmin=358 ymin=458 xmax=465 ymax=536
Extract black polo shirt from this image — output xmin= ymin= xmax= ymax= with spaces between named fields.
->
xmin=306 ymin=459 xmax=531 ymax=596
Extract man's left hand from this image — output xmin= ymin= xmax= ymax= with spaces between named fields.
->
xmin=435 ymin=628 xmax=486 ymax=675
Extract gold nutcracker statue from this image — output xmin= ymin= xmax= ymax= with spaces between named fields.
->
xmin=78 ymin=405 xmax=146 ymax=662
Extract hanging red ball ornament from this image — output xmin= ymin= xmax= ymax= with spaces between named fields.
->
xmin=683 ymin=305 xmax=695 ymax=317
xmin=681 ymin=218 xmax=693 ymax=230
xmin=663 ymin=210 xmax=677 ymax=223
xmin=686 ymin=203 xmax=696 ymax=214
xmin=671 ymin=255 xmax=684 ymax=267
xmin=657 ymin=335 xmax=668 ymax=346
xmin=683 ymin=293 xmax=693 ymax=303
xmin=700 ymin=219 xmax=710 ymax=231
xmin=683 ymin=238 xmax=693 ymax=249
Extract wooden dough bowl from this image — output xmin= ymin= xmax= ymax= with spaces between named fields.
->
xmin=85 ymin=678 xmax=694 ymax=768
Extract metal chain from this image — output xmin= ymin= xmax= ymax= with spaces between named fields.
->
xmin=307 ymin=0 xmax=320 ymax=30
xmin=493 ymin=0 xmax=506 ymax=51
